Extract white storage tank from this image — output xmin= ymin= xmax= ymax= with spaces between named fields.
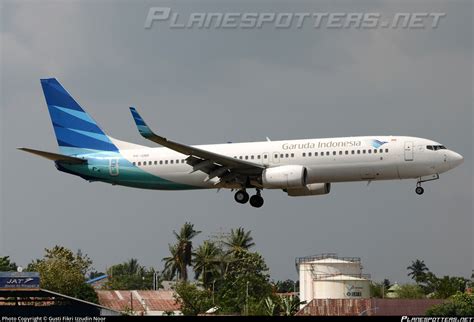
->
xmin=296 ymin=253 xmax=371 ymax=307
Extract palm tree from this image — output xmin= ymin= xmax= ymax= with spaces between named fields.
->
xmin=124 ymin=258 xmax=143 ymax=275
xmin=173 ymin=222 xmax=201 ymax=281
xmin=224 ymin=227 xmax=255 ymax=253
xmin=407 ymin=259 xmax=429 ymax=283
xmin=162 ymin=244 xmax=182 ymax=281
xmin=193 ymin=241 xmax=222 ymax=288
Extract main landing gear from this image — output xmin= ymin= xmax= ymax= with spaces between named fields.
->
xmin=234 ymin=189 xmax=264 ymax=208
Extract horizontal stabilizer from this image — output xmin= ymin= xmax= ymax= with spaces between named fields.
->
xmin=18 ymin=148 xmax=87 ymax=164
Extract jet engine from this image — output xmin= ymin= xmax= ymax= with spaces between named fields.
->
xmin=262 ymin=165 xmax=307 ymax=189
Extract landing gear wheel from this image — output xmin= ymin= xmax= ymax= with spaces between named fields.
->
xmin=234 ymin=190 xmax=249 ymax=204
xmin=415 ymin=186 xmax=424 ymax=195
xmin=249 ymin=195 xmax=264 ymax=208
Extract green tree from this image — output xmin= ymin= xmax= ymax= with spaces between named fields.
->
xmin=216 ymin=250 xmax=273 ymax=315
xmin=193 ymin=240 xmax=222 ymax=289
xmin=275 ymin=279 xmax=297 ymax=293
xmin=224 ymin=227 xmax=255 ymax=254
xmin=431 ymin=276 xmax=468 ymax=299
xmin=106 ymin=258 xmax=156 ymax=290
xmin=281 ymin=295 xmax=305 ymax=316
xmin=27 ymin=246 xmax=98 ymax=303
xmin=174 ymin=282 xmax=214 ymax=316
xmin=426 ymin=292 xmax=474 ymax=316
xmin=163 ymin=244 xmax=183 ymax=281
xmin=0 ymin=256 xmax=17 ymax=271
xmin=172 ymin=222 xmax=201 ymax=281
xmin=370 ymin=281 xmax=384 ymax=298
xmin=407 ymin=259 xmax=429 ymax=283
xmin=396 ymin=284 xmax=425 ymax=299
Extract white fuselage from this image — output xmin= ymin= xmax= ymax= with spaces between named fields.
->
xmin=118 ymin=135 xmax=463 ymax=189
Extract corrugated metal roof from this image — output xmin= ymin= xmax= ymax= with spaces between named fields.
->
xmin=97 ymin=290 xmax=181 ymax=313
xmin=296 ymin=298 xmax=446 ymax=316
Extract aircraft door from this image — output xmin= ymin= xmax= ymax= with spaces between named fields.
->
xmin=109 ymin=158 xmax=120 ymax=176
xmin=404 ymin=141 xmax=414 ymax=161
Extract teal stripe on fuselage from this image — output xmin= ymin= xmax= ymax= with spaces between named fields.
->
xmin=57 ymin=152 xmax=202 ymax=190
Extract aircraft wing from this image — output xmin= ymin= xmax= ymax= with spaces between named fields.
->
xmin=18 ymin=148 xmax=87 ymax=164
xmin=129 ymin=107 xmax=264 ymax=184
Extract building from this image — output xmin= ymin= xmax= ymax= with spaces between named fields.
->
xmin=97 ymin=290 xmax=182 ymax=315
xmin=0 ymin=272 xmax=119 ymax=316
xmin=296 ymin=253 xmax=371 ymax=306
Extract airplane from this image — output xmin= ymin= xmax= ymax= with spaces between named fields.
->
xmin=19 ymin=78 xmax=464 ymax=208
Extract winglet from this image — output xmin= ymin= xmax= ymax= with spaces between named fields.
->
xmin=129 ymin=107 xmax=155 ymax=139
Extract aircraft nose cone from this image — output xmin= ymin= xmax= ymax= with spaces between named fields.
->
xmin=450 ymin=151 xmax=464 ymax=167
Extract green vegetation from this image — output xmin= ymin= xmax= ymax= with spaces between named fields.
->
xmin=106 ymin=258 xmax=157 ymax=290
xmin=426 ymin=292 xmax=474 ymax=316
xmin=26 ymin=246 xmax=98 ymax=303
xmin=0 ymin=256 xmax=17 ymax=271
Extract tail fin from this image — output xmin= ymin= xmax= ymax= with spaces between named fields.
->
xmin=40 ymin=78 xmax=118 ymax=155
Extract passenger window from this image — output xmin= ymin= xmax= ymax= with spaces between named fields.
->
xmin=251 ymin=155 xmax=254 ymax=160
xmin=307 ymin=152 xmax=311 ymax=157
xmin=357 ymin=150 xmax=360 ymax=154
xmin=291 ymin=153 xmax=294 ymax=158
xmin=170 ymin=160 xmax=174 ymax=164
xmin=182 ymin=160 xmax=185 ymax=163
xmin=362 ymin=150 xmax=366 ymax=154
xmin=274 ymin=154 xmax=278 ymax=159
xmin=374 ymin=149 xmax=377 ymax=154
xmin=345 ymin=151 xmax=349 ymax=155
xmin=245 ymin=156 xmax=248 ymax=160
xmin=315 ymin=152 xmax=318 ymax=156
xmin=302 ymin=153 xmax=306 ymax=157
xmin=149 ymin=161 xmax=153 ymax=165
xmin=257 ymin=155 xmax=261 ymax=159
xmin=385 ymin=149 xmax=389 ymax=153
xmin=379 ymin=149 xmax=383 ymax=153
xmin=138 ymin=162 xmax=141 ymax=166
xmin=165 ymin=160 xmax=168 ymax=164
xmin=333 ymin=151 xmax=336 ymax=155
xmin=133 ymin=162 xmax=136 ymax=166
xmin=280 ymin=154 xmax=284 ymax=158
xmin=264 ymin=155 xmax=268 ymax=159
xmin=351 ymin=150 xmax=355 ymax=154
xmin=285 ymin=154 xmax=289 ymax=158
xmin=239 ymin=156 xmax=243 ymax=159
xmin=160 ymin=161 xmax=163 ymax=165
xmin=339 ymin=151 xmax=342 ymax=155
xmin=154 ymin=161 xmax=158 ymax=165
xmin=326 ymin=152 xmax=330 ymax=156
xmin=368 ymin=150 xmax=371 ymax=154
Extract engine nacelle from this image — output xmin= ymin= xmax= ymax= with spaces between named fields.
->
xmin=286 ymin=183 xmax=331 ymax=197
xmin=262 ymin=165 xmax=307 ymax=189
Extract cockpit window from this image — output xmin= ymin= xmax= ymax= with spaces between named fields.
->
xmin=427 ymin=145 xmax=447 ymax=151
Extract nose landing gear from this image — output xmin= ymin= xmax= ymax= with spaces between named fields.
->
xmin=415 ymin=185 xmax=424 ymax=195
xmin=414 ymin=173 xmax=439 ymax=195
